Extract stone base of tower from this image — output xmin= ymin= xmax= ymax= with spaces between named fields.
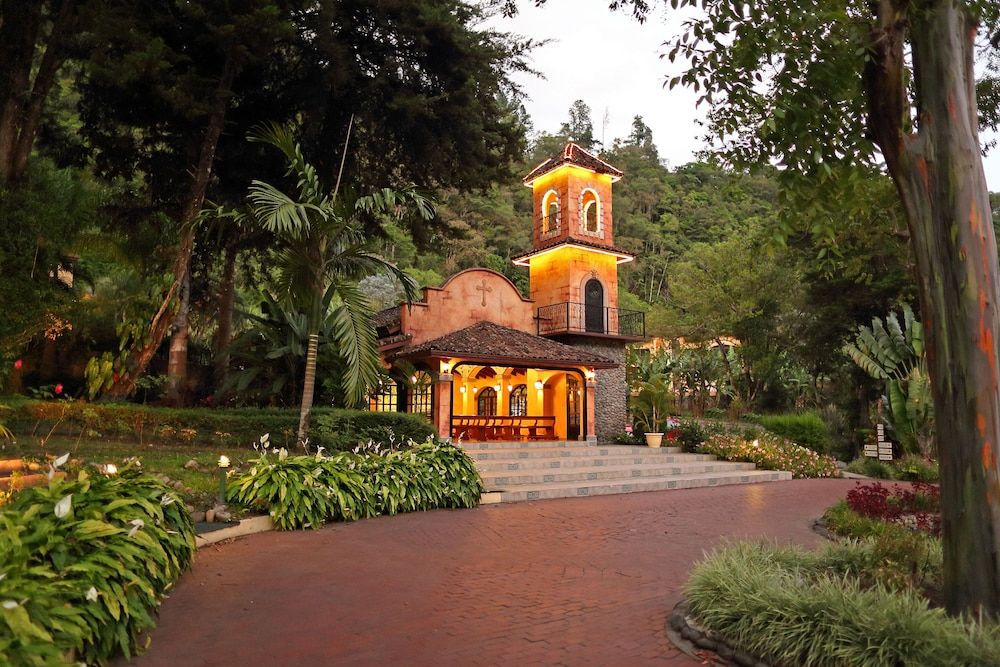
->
xmin=562 ymin=337 xmax=628 ymax=443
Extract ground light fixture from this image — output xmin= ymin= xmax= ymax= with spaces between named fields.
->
xmin=217 ymin=455 xmax=231 ymax=505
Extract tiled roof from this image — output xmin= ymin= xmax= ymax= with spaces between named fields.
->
xmin=523 ymin=143 xmax=624 ymax=185
xmin=373 ymin=305 xmax=401 ymax=330
xmin=511 ymin=238 xmax=635 ymax=263
xmin=397 ymin=321 xmax=617 ymax=368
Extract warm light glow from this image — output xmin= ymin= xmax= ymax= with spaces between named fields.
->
xmin=494 ymin=383 xmax=502 ymax=392
xmin=534 ymin=380 xmax=544 ymax=390
xmin=524 ymin=163 xmax=619 ymax=188
xmin=410 ymin=374 xmax=418 ymax=383
xmin=584 ymin=369 xmax=596 ymax=380
xmin=513 ymin=242 xmax=634 ymax=267
xmin=218 ymin=455 xmax=231 ymax=469
xmin=440 ymin=361 xmax=452 ymax=374
xmin=507 ymin=384 xmax=513 ymax=392
xmin=473 ymin=387 xmax=478 ymax=393
xmin=460 ymin=386 xmax=467 ymax=394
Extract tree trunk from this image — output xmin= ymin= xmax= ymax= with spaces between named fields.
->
xmin=0 ymin=0 xmax=75 ymax=184
xmin=164 ymin=270 xmax=191 ymax=405
xmin=212 ymin=244 xmax=238 ymax=393
xmin=106 ymin=57 xmax=237 ymax=398
xmin=866 ymin=0 xmax=1000 ymax=616
xmin=297 ymin=332 xmax=320 ymax=449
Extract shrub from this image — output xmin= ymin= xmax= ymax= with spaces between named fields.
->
xmin=755 ymin=412 xmax=831 ymax=454
xmin=703 ymin=407 xmax=726 ymax=419
xmin=4 ymin=399 xmax=434 ymax=450
xmin=698 ymin=432 xmax=840 ymax=478
xmin=675 ymin=419 xmax=709 ymax=453
xmin=0 ymin=463 xmax=196 ymax=665
xmin=227 ymin=438 xmax=482 ymax=530
xmin=894 ymin=455 xmax=940 ymax=482
xmin=845 ymin=456 xmax=897 ymax=479
xmin=310 ymin=410 xmax=435 ymax=451
xmin=686 ymin=541 xmax=999 ymax=667
xmin=613 ymin=431 xmax=641 ymax=445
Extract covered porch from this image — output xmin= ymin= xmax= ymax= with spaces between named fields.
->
xmin=391 ymin=321 xmax=616 ymax=443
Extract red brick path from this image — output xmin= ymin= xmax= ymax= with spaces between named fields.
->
xmin=126 ymin=479 xmax=856 ymax=666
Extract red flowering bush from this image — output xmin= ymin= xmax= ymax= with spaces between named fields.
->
xmin=698 ymin=433 xmax=840 ymax=478
xmin=846 ymin=481 xmax=940 ymax=536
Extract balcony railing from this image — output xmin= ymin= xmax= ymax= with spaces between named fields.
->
xmin=536 ymin=302 xmax=645 ymax=339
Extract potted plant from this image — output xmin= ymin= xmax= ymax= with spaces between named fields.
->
xmin=630 ymin=377 xmax=672 ymax=447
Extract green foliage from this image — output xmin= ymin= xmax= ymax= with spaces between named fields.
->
xmin=698 ymin=432 xmax=840 ymax=479
xmin=755 ymin=412 xmax=831 ymax=454
xmin=310 ymin=410 xmax=436 ymax=452
xmin=0 ymin=463 xmax=195 ymax=665
xmin=844 ymin=455 xmax=940 ymax=483
xmin=686 ymin=542 xmax=999 ymax=667
xmin=629 ymin=376 xmax=672 ymax=433
xmin=675 ymin=419 xmax=709 ymax=454
xmin=844 ymin=305 xmax=934 ymax=457
xmin=227 ymin=438 xmax=483 ymax=530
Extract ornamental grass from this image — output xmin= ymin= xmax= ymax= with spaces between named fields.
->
xmin=697 ymin=432 xmax=840 ymax=478
xmin=686 ymin=541 xmax=1000 ymax=667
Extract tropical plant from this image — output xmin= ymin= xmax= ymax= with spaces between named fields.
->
xmin=630 ymin=376 xmax=672 ymax=434
xmin=843 ymin=305 xmax=934 ymax=458
xmin=240 ymin=123 xmax=430 ymax=446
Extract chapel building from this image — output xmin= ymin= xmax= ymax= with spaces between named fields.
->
xmin=373 ymin=143 xmax=644 ymax=442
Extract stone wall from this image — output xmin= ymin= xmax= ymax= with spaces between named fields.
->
xmin=566 ymin=337 xmax=627 ymax=443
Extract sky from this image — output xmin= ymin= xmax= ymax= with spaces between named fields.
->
xmin=487 ymin=0 xmax=1000 ymax=191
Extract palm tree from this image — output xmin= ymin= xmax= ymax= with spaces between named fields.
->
xmin=243 ymin=123 xmax=429 ymax=447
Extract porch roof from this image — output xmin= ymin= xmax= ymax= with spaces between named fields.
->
xmin=394 ymin=321 xmax=618 ymax=369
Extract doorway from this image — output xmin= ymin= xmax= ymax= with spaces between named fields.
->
xmin=567 ymin=375 xmax=581 ymax=440
xmin=584 ymin=279 xmax=604 ymax=333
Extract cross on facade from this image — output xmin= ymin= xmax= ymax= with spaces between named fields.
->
xmin=476 ymin=279 xmax=492 ymax=306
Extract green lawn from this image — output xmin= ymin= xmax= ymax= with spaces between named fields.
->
xmin=2 ymin=435 xmax=261 ymax=508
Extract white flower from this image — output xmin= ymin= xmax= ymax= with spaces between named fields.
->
xmin=53 ymin=452 xmax=70 ymax=469
xmin=127 ymin=519 xmax=145 ymax=537
xmin=85 ymin=587 xmax=98 ymax=602
xmin=260 ymin=433 xmax=270 ymax=445
xmin=160 ymin=494 xmax=176 ymax=506
xmin=278 ymin=448 xmax=288 ymax=461
xmin=54 ymin=494 xmax=72 ymax=519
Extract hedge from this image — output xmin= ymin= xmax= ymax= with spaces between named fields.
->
xmin=0 ymin=463 xmax=196 ymax=665
xmin=753 ymin=412 xmax=831 ymax=454
xmin=3 ymin=399 xmax=434 ymax=450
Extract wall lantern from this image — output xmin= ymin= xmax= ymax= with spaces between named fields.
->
xmin=507 ymin=384 xmax=513 ymax=392
xmin=460 ymin=386 xmax=467 ymax=394
xmin=494 ymin=384 xmax=502 ymax=393
xmin=534 ymin=380 xmax=544 ymax=390
xmin=473 ymin=387 xmax=478 ymax=393
xmin=584 ymin=369 xmax=596 ymax=380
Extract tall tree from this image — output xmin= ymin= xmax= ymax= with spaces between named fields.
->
xmin=650 ymin=0 xmax=999 ymax=616
xmin=242 ymin=124 xmax=428 ymax=446
xmin=559 ymin=99 xmax=597 ymax=150
xmin=0 ymin=0 xmax=85 ymax=185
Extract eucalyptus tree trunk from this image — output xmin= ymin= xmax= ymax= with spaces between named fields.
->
xmin=296 ymin=332 xmax=320 ymax=449
xmin=212 ymin=245 xmax=238 ymax=392
xmin=164 ymin=271 xmax=191 ymax=405
xmin=865 ymin=0 xmax=1000 ymax=616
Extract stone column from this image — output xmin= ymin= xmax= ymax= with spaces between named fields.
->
xmin=435 ymin=373 xmax=453 ymax=440
xmin=585 ymin=378 xmax=597 ymax=443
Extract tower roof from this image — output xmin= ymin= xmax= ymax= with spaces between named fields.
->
xmin=522 ymin=143 xmax=624 ymax=186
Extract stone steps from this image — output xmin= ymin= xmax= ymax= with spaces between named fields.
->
xmin=489 ymin=469 xmax=792 ymax=503
xmin=463 ymin=442 xmax=793 ymax=504
xmin=481 ymin=460 xmax=757 ymax=487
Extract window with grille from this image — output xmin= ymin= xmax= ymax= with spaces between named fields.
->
xmin=477 ymin=386 xmax=497 ymax=416
xmin=509 ymin=384 xmax=527 ymax=416
xmin=406 ymin=370 xmax=433 ymax=419
xmin=371 ymin=379 xmax=400 ymax=412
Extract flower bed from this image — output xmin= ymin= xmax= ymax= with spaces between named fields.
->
xmin=0 ymin=462 xmax=196 ymax=665
xmin=697 ymin=433 xmax=840 ymax=478
xmin=843 ymin=481 xmax=940 ymax=536
xmin=227 ymin=437 xmax=484 ymax=530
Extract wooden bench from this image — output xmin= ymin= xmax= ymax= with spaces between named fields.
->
xmin=452 ymin=416 xmax=557 ymax=441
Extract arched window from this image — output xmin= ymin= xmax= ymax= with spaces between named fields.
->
xmin=584 ymin=278 xmax=605 ymax=333
xmin=509 ymin=384 xmax=527 ymax=416
xmin=541 ymin=190 xmax=559 ymax=235
xmin=581 ymin=189 xmax=600 ymax=233
xmin=371 ymin=378 xmax=401 ymax=412
xmin=406 ymin=370 xmax=433 ymax=419
xmin=477 ymin=386 xmax=497 ymax=416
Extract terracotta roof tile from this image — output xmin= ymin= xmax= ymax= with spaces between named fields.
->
xmin=373 ymin=305 xmax=401 ymax=330
xmin=397 ymin=321 xmax=617 ymax=368
xmin=523 ymin=143 xmax=624 ymax=185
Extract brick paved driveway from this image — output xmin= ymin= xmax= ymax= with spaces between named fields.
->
xmin=126 ymin=479 xmax=856 ymax=666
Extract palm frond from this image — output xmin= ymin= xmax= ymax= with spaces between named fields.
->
xmin=248 ymin=180 xmax=328 ymax=238
xmin=249 ymin=123 xmax=325 ymax=203
xmin=328 ymin=281 xmax=382 ymax=407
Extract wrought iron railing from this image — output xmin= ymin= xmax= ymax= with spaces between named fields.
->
xmin=536 ymin=302 xmax=645 ymax=339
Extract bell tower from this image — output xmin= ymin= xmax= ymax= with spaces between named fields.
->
xmin=513 ymin=143 xmax=637 ymax=337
